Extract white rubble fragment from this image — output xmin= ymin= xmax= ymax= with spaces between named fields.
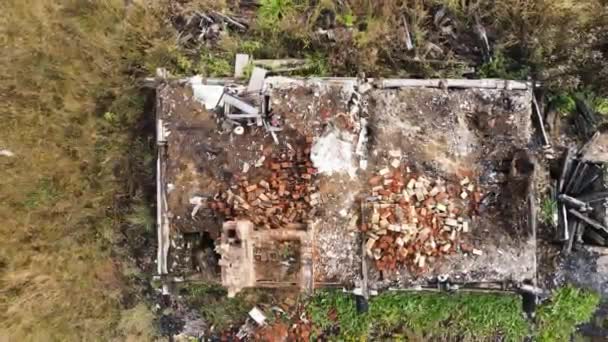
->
xmin=407 ymin=179 xmax=416 ymax=189
xmin=391 ymin=159 xmax=400 ymax=168
xmin=445 ymin=218 xmax=458 ymax=226
xmin=249 ymin=307 xmax=267 ymax=325
xmin=247 ymin=67 xmax=267 ymax=93
xmin=460 ymin=177 xmax=470 ymax=186
xmin=188 ymin=77 xmax=225 ymax=110
xmin=460 ymin=191 xmax=468 ymax=199
xmin=339 ymin=209 xmax=348 ymax=217
xmin=418 ymin=255 xmax=426 ymax=268
xmin=234 ymin=53 xmax=250 ymax=78
xmin=255 ymin=156 xmax=265 ymax=167
xmin=234 ymin=126 xmax=245 ymax=135
xmin=189 ymin=196 xmax=205 ymax=218
xmin=359 ymin=159 xmax=368 ymax=170
xmin=310 ymin=131 xmax=357 ymax=177
xmin=472 ymin=248 xmax=483 ymax=256
xmin=355 ymin=118 xmax=368 ymax=157
xmin=388 ymin=150 xmax=401 ymax=158
xmin=242 ymin=162 xmax=250 ymax=173
xmin=0 ymin=149 xmax=14 ymax=157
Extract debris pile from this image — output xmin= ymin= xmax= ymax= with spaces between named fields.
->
xmin=557 ymin=145 xmax=608 ymax=251
xmin=362 ymin=166 xmax=484 ymax=272
xmin=174 ymin=10 xmax=248 ymax=48
xmin=211 ymin=139 xmax=319 ymax=229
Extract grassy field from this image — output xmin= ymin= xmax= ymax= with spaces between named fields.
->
xmin=0 ymin=0 xmax=173 ymax=340
xmin=0 ymin=0 xmax=606 ymax=340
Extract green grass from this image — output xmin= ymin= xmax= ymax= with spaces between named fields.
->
xmin=257 ymin=0 xmax=298 ymax=33
xmin=550 ymin=93 xmax=578 ymax=116
xmin=478 ymin=50 xmax=531 ymax=80
xmin=540 ymin=197 xmax=557 ymax=227
xmin=309 ymin=286 xmax=600 ymax=341
xmin=309 ymin=290 xmax=529 ymax=341
xmin=536 ymin=286 xmax=600 ymax=342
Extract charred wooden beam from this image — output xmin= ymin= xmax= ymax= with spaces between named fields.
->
xmin=570 ymin=163 xmax=589 ymax=194
xmin=568 ymin=208 xmax=608 ymax=234
xmin=584 ymin=229 xmax=606 ymax=246
xmin=558 ymin=194 xmax=592 ymax=212
xmin=564 ymin=160 xmax=583 ymax=194
xmin=563 ymin=221 xmax=578 ymax=254
xmin=577 ymin=191 xmax=608 ymax=204
xmin=558 ymin=148 xmax=575 ymax=193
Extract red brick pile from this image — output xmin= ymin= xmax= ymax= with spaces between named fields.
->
xmin=210 ymin=138 xmax=318 ymax=229
xmin=362 ymin=167 xmax=483 ymax=272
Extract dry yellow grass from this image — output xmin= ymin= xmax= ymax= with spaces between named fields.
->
xmin=0 ymin=0 xmax=174 ymax=340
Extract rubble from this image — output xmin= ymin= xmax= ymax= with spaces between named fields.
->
xmin=208 ymin=141 xmax=318 ymax=230
xmin=310 ymin=130 xmax=357 ymax=177
xmin=156 ymin=72 xmax=537 ymax=300
xmin=362 ymin=168 xmax=482 ymax=272
xmin=555 ymin=141 xmax=608 ymax=250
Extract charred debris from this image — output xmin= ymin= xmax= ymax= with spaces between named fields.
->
xmin=556 ymin=131 xmax=608 ymax=253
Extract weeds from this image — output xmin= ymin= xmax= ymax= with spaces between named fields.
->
xmin=549 ymin=90 xmax=608 ymax=119
xmin=310 ymin=287 xmax=600 ymax=341
xmin=309 ymin=290 xmax=528 ymax=341
xmin=185 ymin=284 xmax=273 ymax=330
xmin=540 ymin=197 xmax=557 ymax=227
xmin=304 ymin=53 xmax=330 ymax=76
xmin=536 ymin=286 xmax=600 ymax=342
xmin=198 ymin=54 xmax=233 ymax=77
xmin=257 ymin=0 xmax=298 ymax=33
xmin=549 ymin=93 xmax=578 ymax=116
xmin=478 ymin=50 xmax=530 ymax=80
xmin=337 ymin=12 xmax=356 ymax=28
xmin=125 ymin=201 xmax=155 ymax=234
